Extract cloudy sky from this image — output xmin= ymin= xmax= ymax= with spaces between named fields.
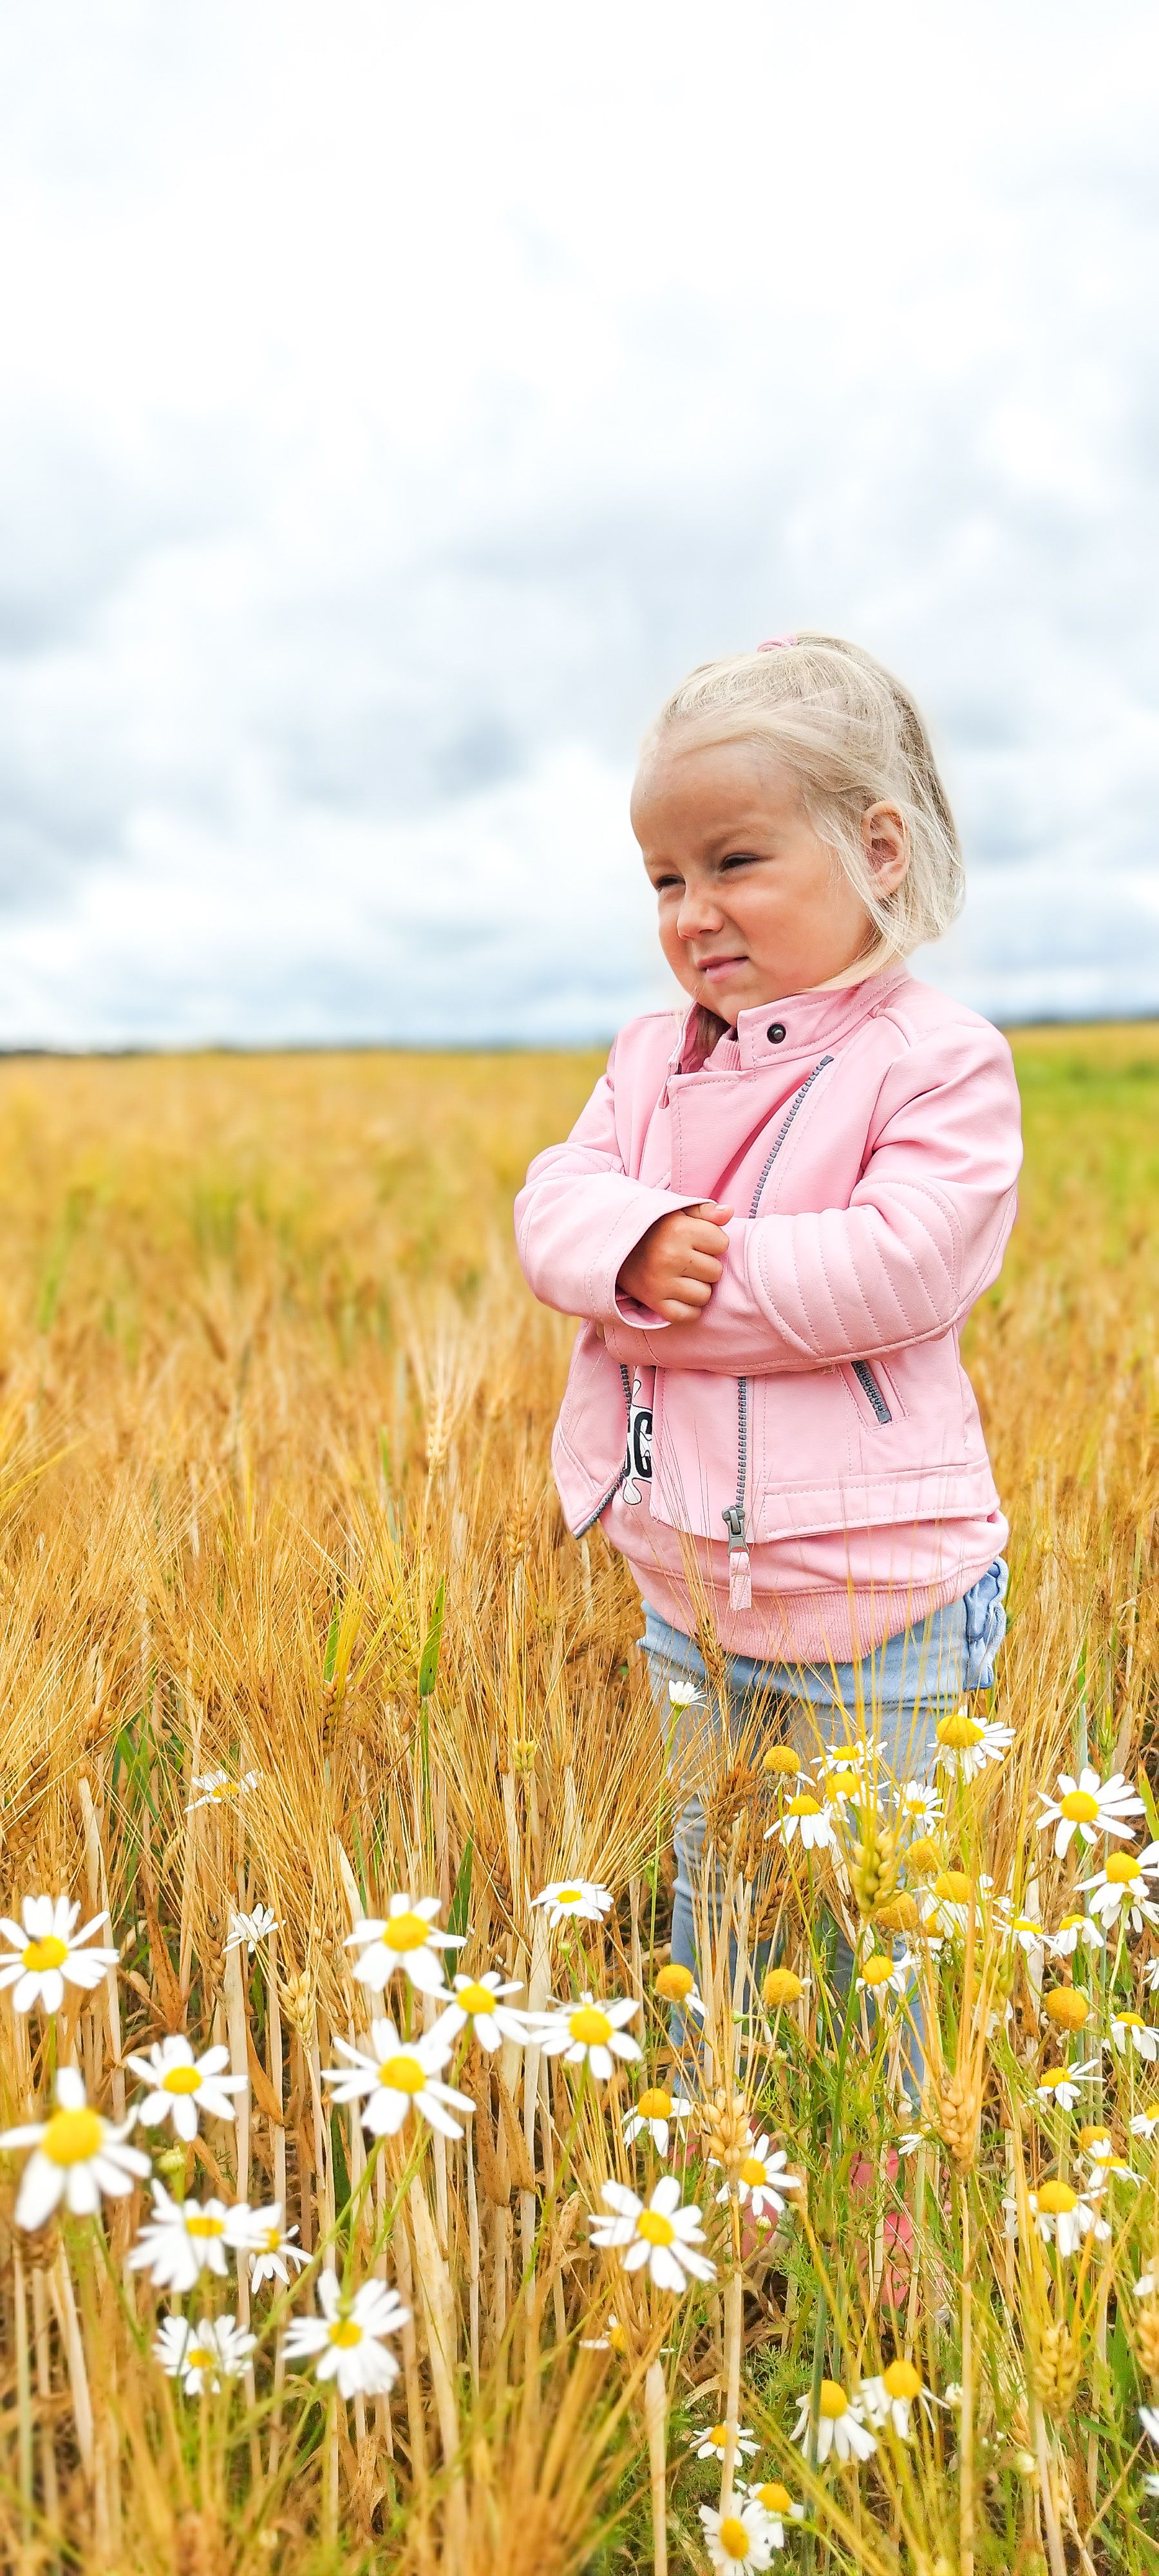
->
xmin=0 ymin=1 xmax=1157 ymax=1048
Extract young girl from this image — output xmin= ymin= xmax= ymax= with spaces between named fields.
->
xmin=514 ymin=635 xmax=1022 ymax=1987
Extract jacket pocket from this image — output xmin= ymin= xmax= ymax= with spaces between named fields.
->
xmin=847 ymin=1359 xmax=897 ymax=1426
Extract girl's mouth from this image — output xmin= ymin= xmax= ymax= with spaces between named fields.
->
xmin=697 ymin=955 xmax=747 ymax=981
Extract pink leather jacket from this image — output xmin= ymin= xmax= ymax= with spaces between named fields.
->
xmin=515 ymin=965 xmax=1022 ymax=1607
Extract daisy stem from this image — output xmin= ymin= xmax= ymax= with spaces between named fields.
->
xmin=644 ymin=2354 xmax=668 ymax=2576
xmin=12 ymin=2249 xmax=33 ymax=2548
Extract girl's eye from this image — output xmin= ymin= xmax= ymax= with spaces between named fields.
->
xmin=719 ymin=850 xmax=762 ymax=872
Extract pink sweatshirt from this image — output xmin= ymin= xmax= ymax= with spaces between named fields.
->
xmin=515 ymin=965 xmax=1022 ymax=1663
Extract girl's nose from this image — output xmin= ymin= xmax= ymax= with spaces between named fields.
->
xmin=675 ymin=881 xmax=724 ymax=941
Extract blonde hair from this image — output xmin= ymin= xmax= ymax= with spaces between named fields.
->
xmin=644 ymin=632 xmax=964 ymax=958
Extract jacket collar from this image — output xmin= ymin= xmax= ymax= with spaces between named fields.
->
xmin=674 ymin=961 xmax=912 ymax=1074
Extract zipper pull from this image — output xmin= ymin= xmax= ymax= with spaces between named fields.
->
xmin=721 ymin=1504 xmax=752 ymax=1611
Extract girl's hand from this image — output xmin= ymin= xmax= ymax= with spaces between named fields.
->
xmin=616 ymin=1202 xmax=732 ymax=1324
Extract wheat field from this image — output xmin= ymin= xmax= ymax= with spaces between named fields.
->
xmin=0 ymin=1025 xmax=1156 ymax=2576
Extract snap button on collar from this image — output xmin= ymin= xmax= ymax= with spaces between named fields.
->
xmin=766 ymin=1021 xmax=787 ymax=1044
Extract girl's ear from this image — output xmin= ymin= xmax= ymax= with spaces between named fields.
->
xmin=860 ymin=802 xmax=909 ymax=893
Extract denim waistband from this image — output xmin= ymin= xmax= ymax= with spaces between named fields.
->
xmin=641 ymin=1557 xmax=1008 ymax=1706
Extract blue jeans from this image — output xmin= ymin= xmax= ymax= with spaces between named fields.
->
xmin=643 ymin=1560 xmax=1008 ymax=2005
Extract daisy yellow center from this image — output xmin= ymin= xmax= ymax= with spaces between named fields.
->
xmin=861 ymin=1955 xmax=895 ymax=1986
xmin=936 ymin=1709 xmax=985 ymax=1748
xmin=818 ymin=2379 xmax=849 ymax=2418
xmin=1010 ymin=1918 xmax=1041 ymax=1937
xmin=22 ymin=1934 xmax=70 ymax=1972
xmin=786 ymin=1794 xmax=822 ymax=1818
xmin=756 ymin=2483 xmax=793 ymax=2514
xmin=827 ymin=1769 xmax=860 ymax=1795
xmin=740 ymin=2154 xmax=768 ymax=2187
xmin=1060 ymin=1789 xmax=1100 ymax=1823
xmin=163 ymin=2065 xmax=203 ymax=2094
xmin=655 ymin=1963 xmax=694 ymax=2001
xmin=637 ymin=2087 xmax=673 ymax=2119
xmin=262 ymin=2226 xmax=282 ymax=2250
xmin=708 ymin=2423 xmax=728 ymax=2448
xmin=762 ymin=1967 xmax=804 ymax=2006
xmin=636 ymin=2210 xmax=675 ymax=2246
xmin=1105 ymin=1852 xmax=1139 ymax=1884
xmin=185 ymin=2213 xmax=225 ymax=2238
xmin=1117 ymin=2012 xmax=1144 ymax=2031
xmin=1058 ymin=1914 xmax=1084 ymax=1931
xmin=763 ymin=1744 xmax=799 ymax=1774
xmin=327 ymin=2318 xmax=363 ymax=2347
xmin=1037 ymin=2179 xmax=1077 ymax=2213
xmin=457 ymin=1982 xmax=496 ymax=2017
xmin=186 ymin=2344 xmax=214 ymax=2369
xmin=555 ymin=1888 xmax=583 ymax=1905
xmin=1038 ymin=2069 xmax=1068 ymax=2091
xmin=883 ymin=2358 xmax=922 ymax=2400
xmin=569 ymin=2005 xmax=612 ymax=2046
xmin=379 ymin=2053 xmax=426 ymax=2094
xmin=1046 ymin=1989 xmax=1090 ymax=2027
xmin=383 ymin=1912 xmax=431 ymax=1953
xmin=719 ymin=2519 xmax=751 ymax=2561
xmin=43 ymin=2107 xmax=103 ymax=2166
xmin=607 ymin=2318 xmax=626 ymax=2351
xmin=934 ymin=1871 xmax=971 ymax=1904
xmin=1079 ymin=2125 xmax=1111 ymax=2150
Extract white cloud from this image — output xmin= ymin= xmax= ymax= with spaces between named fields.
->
xmin=0 ymin=0 xmax=1156 ymax=1043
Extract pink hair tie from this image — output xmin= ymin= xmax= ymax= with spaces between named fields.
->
xmin=757 ymin=634 xmax=796 ymax=650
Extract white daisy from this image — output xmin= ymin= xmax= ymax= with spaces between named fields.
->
xmin=817 ymin=1754 xmax=876 ymax=1808
xmin=818 ymin=1737 xmax=883 ymax=1783
xmin=856 ymin=2358 xmax=930 ymax=2440
xmin=126 ymin=2034 xmax=247 ymax=2141
xmin=895 ymin=2127 xmax=928 ymax=2157
xmin=856 ymin=1949 xmax=915 ymax=2000
xmin=1129 ymin=2107 xmax=1159 ymax=2141
xmin=1029 ymin=2180 xmax=1111 ymax=2257
xmin=155 ymin=2313 xmax=255 ymax=2396
xmin=531 ymin=1879 xmax=613 ymax=1927
xmin=432 ymin=1969 xmax=532 ymax=2050
xmin=536 ymin=1992 xmax=641 ymax=2081
xmin=934 ymin=1707 xmax=1015 ymax=1779
xmin=0 ymin=1895 xmax=119 ymax=2016
xmin=128 ymin=2183 xmax=239 ymax=2291
xmin=921 ymin=1871 xmax=993 ymax=1937
xmin=0 ymin=2067 xmax=149 ymax=2229
xmin=1050 ymin=1913 xmax=1104 ymax=1960
xmin=1141 ymin=2405 xmax=1159 ymax=2445
xmin=895 ymin=1781 xmax=943 ymax=1827
xmin=589 ymin=2174 xmax=715 ymax=2293
xmin=764 ymin=1794 xmax=836 ymax=1853
xmin=224 ymin=1905 xmax=279 ymax=1954
xmin=283 ymin=2273 xmax=409 ymax=2400
xmin=344 ymin=1893 xmax=464 ymax=1997
xmin=692 ymin=2419 xmax=760 ymax=2463
xmin=323 ymin=2016 xmax=474 ymax=2139
xmin=1109 ymin=2012 xmax=1159 ymax=2063
xmin=187 ymin=1768 xmax=259 ymax=1812
xmin=232 ymin=2201 xmax=308 ymax=2289
xmin=1144 ymin=1958 xmax=1159 ymax=1993
xmin=1036 ymin=1767 xmax=1144 ymax=1861
xmin=699 ymin=2500 xmax=773 ymax=2570
xmin=716 ymin=2138 xmax=803 ymax=2224
xmin=739 ymin=2483 xmax=804 ymax=2550
xmin=1086 ymin=2143 xmax=1138 ymax=2186
xmin=621 ymin=2085 xmax=692 ymax=2155
xmin=1080 ymin=1846 xmax=1159 ymax=1935
xmin=1035 ymin=2061 xmax=1099 ymax=2114
xmin=792 ymin=2380 xmax=877 ymax=2464
xmin=1003 ymin=1909 xmax=1048 ymax=1957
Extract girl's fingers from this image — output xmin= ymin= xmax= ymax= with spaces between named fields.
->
xmin=679 ymin=1249 xmax=724 ymax=1284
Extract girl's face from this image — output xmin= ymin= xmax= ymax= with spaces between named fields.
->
xmin=631 ymin=735 xmax=908 ymax=1021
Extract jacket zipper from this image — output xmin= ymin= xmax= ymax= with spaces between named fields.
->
xmin=574 ymin=1364 xmax=634 ymax=1537
xmin=723 ymin=1054 xmax=834 ymax=1607
xmin=851 ymin=1358 xmax=892 ymax=1423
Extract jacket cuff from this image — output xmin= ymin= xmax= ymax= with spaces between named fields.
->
xmin=598 ymin=1189 xmax=702 ymax=1325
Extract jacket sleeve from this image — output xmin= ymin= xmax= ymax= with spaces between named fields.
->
xmin=601 ymin=1019 xmax=1022 ymax=1374
xmin=514 ymin=1039 xmax=702 ymax=1325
